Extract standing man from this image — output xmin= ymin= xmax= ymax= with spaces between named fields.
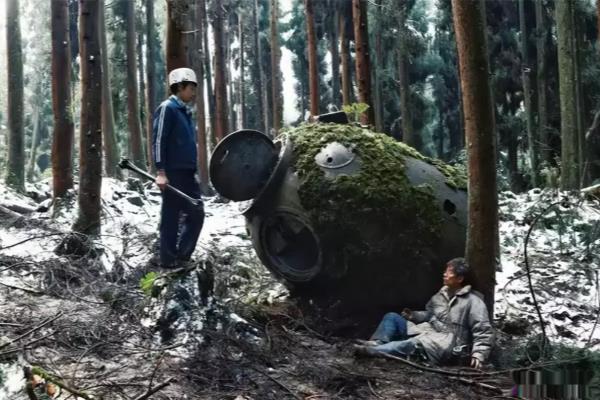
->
xmin=152 ymin=68 xmax=205 ymax=268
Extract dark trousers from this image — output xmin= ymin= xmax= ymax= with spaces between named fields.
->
xmin=160 ymin=170 xmax=205 ymax=265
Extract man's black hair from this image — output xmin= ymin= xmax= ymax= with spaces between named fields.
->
xmin=447 ymin=257 xmax=470 ymax=281
xmin=169 ymin=81 xmax=196 ymax=95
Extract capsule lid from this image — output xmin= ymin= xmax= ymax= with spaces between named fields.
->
xmin=209 ymin=130 xmax=278 ymax=201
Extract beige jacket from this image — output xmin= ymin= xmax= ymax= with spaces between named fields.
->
xmin=406 ymin=285 xmax=494 ymax=365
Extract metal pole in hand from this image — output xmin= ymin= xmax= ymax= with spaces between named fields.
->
xmin=118 ymin=158 xmax=202 ymax=207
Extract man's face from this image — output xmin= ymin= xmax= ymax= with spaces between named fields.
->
xmin=443 ymin=265 xmax=464 ymax=289
xmin=179 ymin=83 xmax=196 ymax=103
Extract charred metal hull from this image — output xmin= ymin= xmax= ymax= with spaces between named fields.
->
xmin=210 ymin=123 xmax=467 ymax=311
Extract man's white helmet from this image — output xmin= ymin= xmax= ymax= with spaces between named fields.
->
xmin=168 ymin=68 xmax=197 ymax=86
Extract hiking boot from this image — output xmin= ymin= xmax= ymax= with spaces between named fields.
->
xmin=353 ymin=344 xmax=382 ymax=358
xmin=354 ymin=339 xmax=384 ymax=347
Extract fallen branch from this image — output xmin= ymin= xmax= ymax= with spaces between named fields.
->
xmin=133 ymin=377 xmax=175 ymax=400
xmin=27 ymin=366 xmax=93 ymax=400
xmin=0 ymin=312 xmax=63 ymax=351
xmin=378 ymin=351 xmax=589 ymax=378
xmin=446 ymin=375 xmax=502 ymax=394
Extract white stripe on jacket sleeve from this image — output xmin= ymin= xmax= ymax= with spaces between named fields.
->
xmin=155 ymin=104 xmax=168 ymax=163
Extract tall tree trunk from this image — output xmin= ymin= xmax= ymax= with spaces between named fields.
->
xmin=125 ymin=0 xmax=146 ymax=167
xmin=146 ymin=0 xmax=157 ymax=173
xmin=74 ymin=0 xmax=103 ymax=234
xmin=572 ymin=6 xmax=586 ymax=186
xmin=373 ymin=0 xmax=383 ymax=132
xmin=239 ymin=17 xmax=246 ymax=128
xmin=166 ymin=0 xmax=189 ymax=72
xmin=199 ymin=0 xmax=215 ymax=144
xmin=585 ymin=0 xmax=600 ymax=182
xmin=339 ymin=11 xmax=352 ymax=106
xmin=452 ymin=0 xmax=498 ymax=315
xmin=305 ymin=0 xmax=319 ymax=117
xmin=252 ymin=0 xmax=268 ymax=133
xmin=536 ymin=0 xmax=550 ymax=166
xmin=5 ymin=0 xmax=25 ymax=191
xmin=225 ymin=22 xmax=236 ymax=132
xmin=26 ymin=102 xmax=41 ymax=182
xmin=270 ymin=0 xmax=282 ymax=133
xmin=51 ymin=0 xmax=74 ymax=198
xmin=100 ymin=0 xmax=120 ymax=178
xmin=213 ymin=0 xmax=228 ymax=141
xmin=398 ymin=0 xmax=416 ymax=149
xmin=556 ymin=0 xmax=580 ymax=190
xmin=519 ymin=0 xmax=538 ymax=187
xmin=194 ymin=0 xmax=210 ymax=194
xmin=329 ymin=4 xmax=341 ymax=108
xmin=352 ymin=0 xmax=374 ymax=125
xmin=137 ymin=30 xmax=147 ymax=150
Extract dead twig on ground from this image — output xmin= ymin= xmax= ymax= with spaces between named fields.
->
xmin=132 ymin=377 xmax=175 ymax=400
xmin=0 ymin=312 xmax=63 ymax=351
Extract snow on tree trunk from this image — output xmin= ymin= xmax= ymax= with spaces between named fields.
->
xmin=452 ymin=0 xmax=498 ymax=315
xmin=5 ymin=0 xmax=25 ymax=192
xmin=73 ymin=0 xmax=103 ymax=234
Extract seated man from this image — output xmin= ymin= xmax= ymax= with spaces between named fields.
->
xmin=355 ymin=258 xmax=494 ymax=369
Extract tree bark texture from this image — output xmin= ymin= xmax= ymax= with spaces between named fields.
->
xmin=305 ymin=0 xmax=319 ymax=117
xmin=146 ymin=0 xmax=157 ymax=173
xmin=51 ymin=0 xmax=75 ymax=198
xmin=100 ymin=0 xmax=120 ymax=178
xmin=352 ymin=0 xmax=374 ymax=125
xmin=5 ymin=0 xmax=25 ymax=191
xmin=125 ymin=0 xmax=146 ymax=166
xmin=556 ymin=0 xmax=580 ymax=189
xmin=535 ymin=0 xmax=550 ymax=165
xmin=270 ymin=0 xmax=282 ymax=133
xmin=452 ymin=0 xmax=498 ymax=315
xmin=213 ymin=0 xmax=228 ymax=141
xmin=74 ymin=0 xmax=103 ymax=234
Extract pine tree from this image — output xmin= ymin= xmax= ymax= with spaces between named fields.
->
xmin=51 ymin=0 xmax=74 ymax=197
xmin=73 ymin=0 xmax=103 ymax=234
xmin=305 ymin=0 xmax=319 ymax=117
xmin=452 ymin=0 xmax=498 ymax=314
xmin=556 ymin=0 xmax=580 ymax=189
xmin=125 ymin=0 xmax=145 ymax=166
xmin=100 ymin=0 xmax=120 ymax=178
xmin=352 ymin=0 xmax=374 ymax=124
xmin=5 ymin=0 xmax=25 ymax=191
xmin=213 ymin=0 xmax=228 ymax=141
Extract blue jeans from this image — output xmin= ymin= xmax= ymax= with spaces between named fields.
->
xmin=160 ymin=170 xmax=205 ymax=265
xmin=370 ymin=312 xmax=417 ymax=357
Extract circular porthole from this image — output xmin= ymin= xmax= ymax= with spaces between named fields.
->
xmin=259 ymin=210 xmax=322 ymax=282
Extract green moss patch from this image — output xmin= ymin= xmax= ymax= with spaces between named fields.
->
xmin=282 ymin=123 xmax=464 ymax=272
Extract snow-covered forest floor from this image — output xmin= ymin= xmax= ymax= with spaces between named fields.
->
xmin=0 ymin=177 xmax=598 ymax=399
